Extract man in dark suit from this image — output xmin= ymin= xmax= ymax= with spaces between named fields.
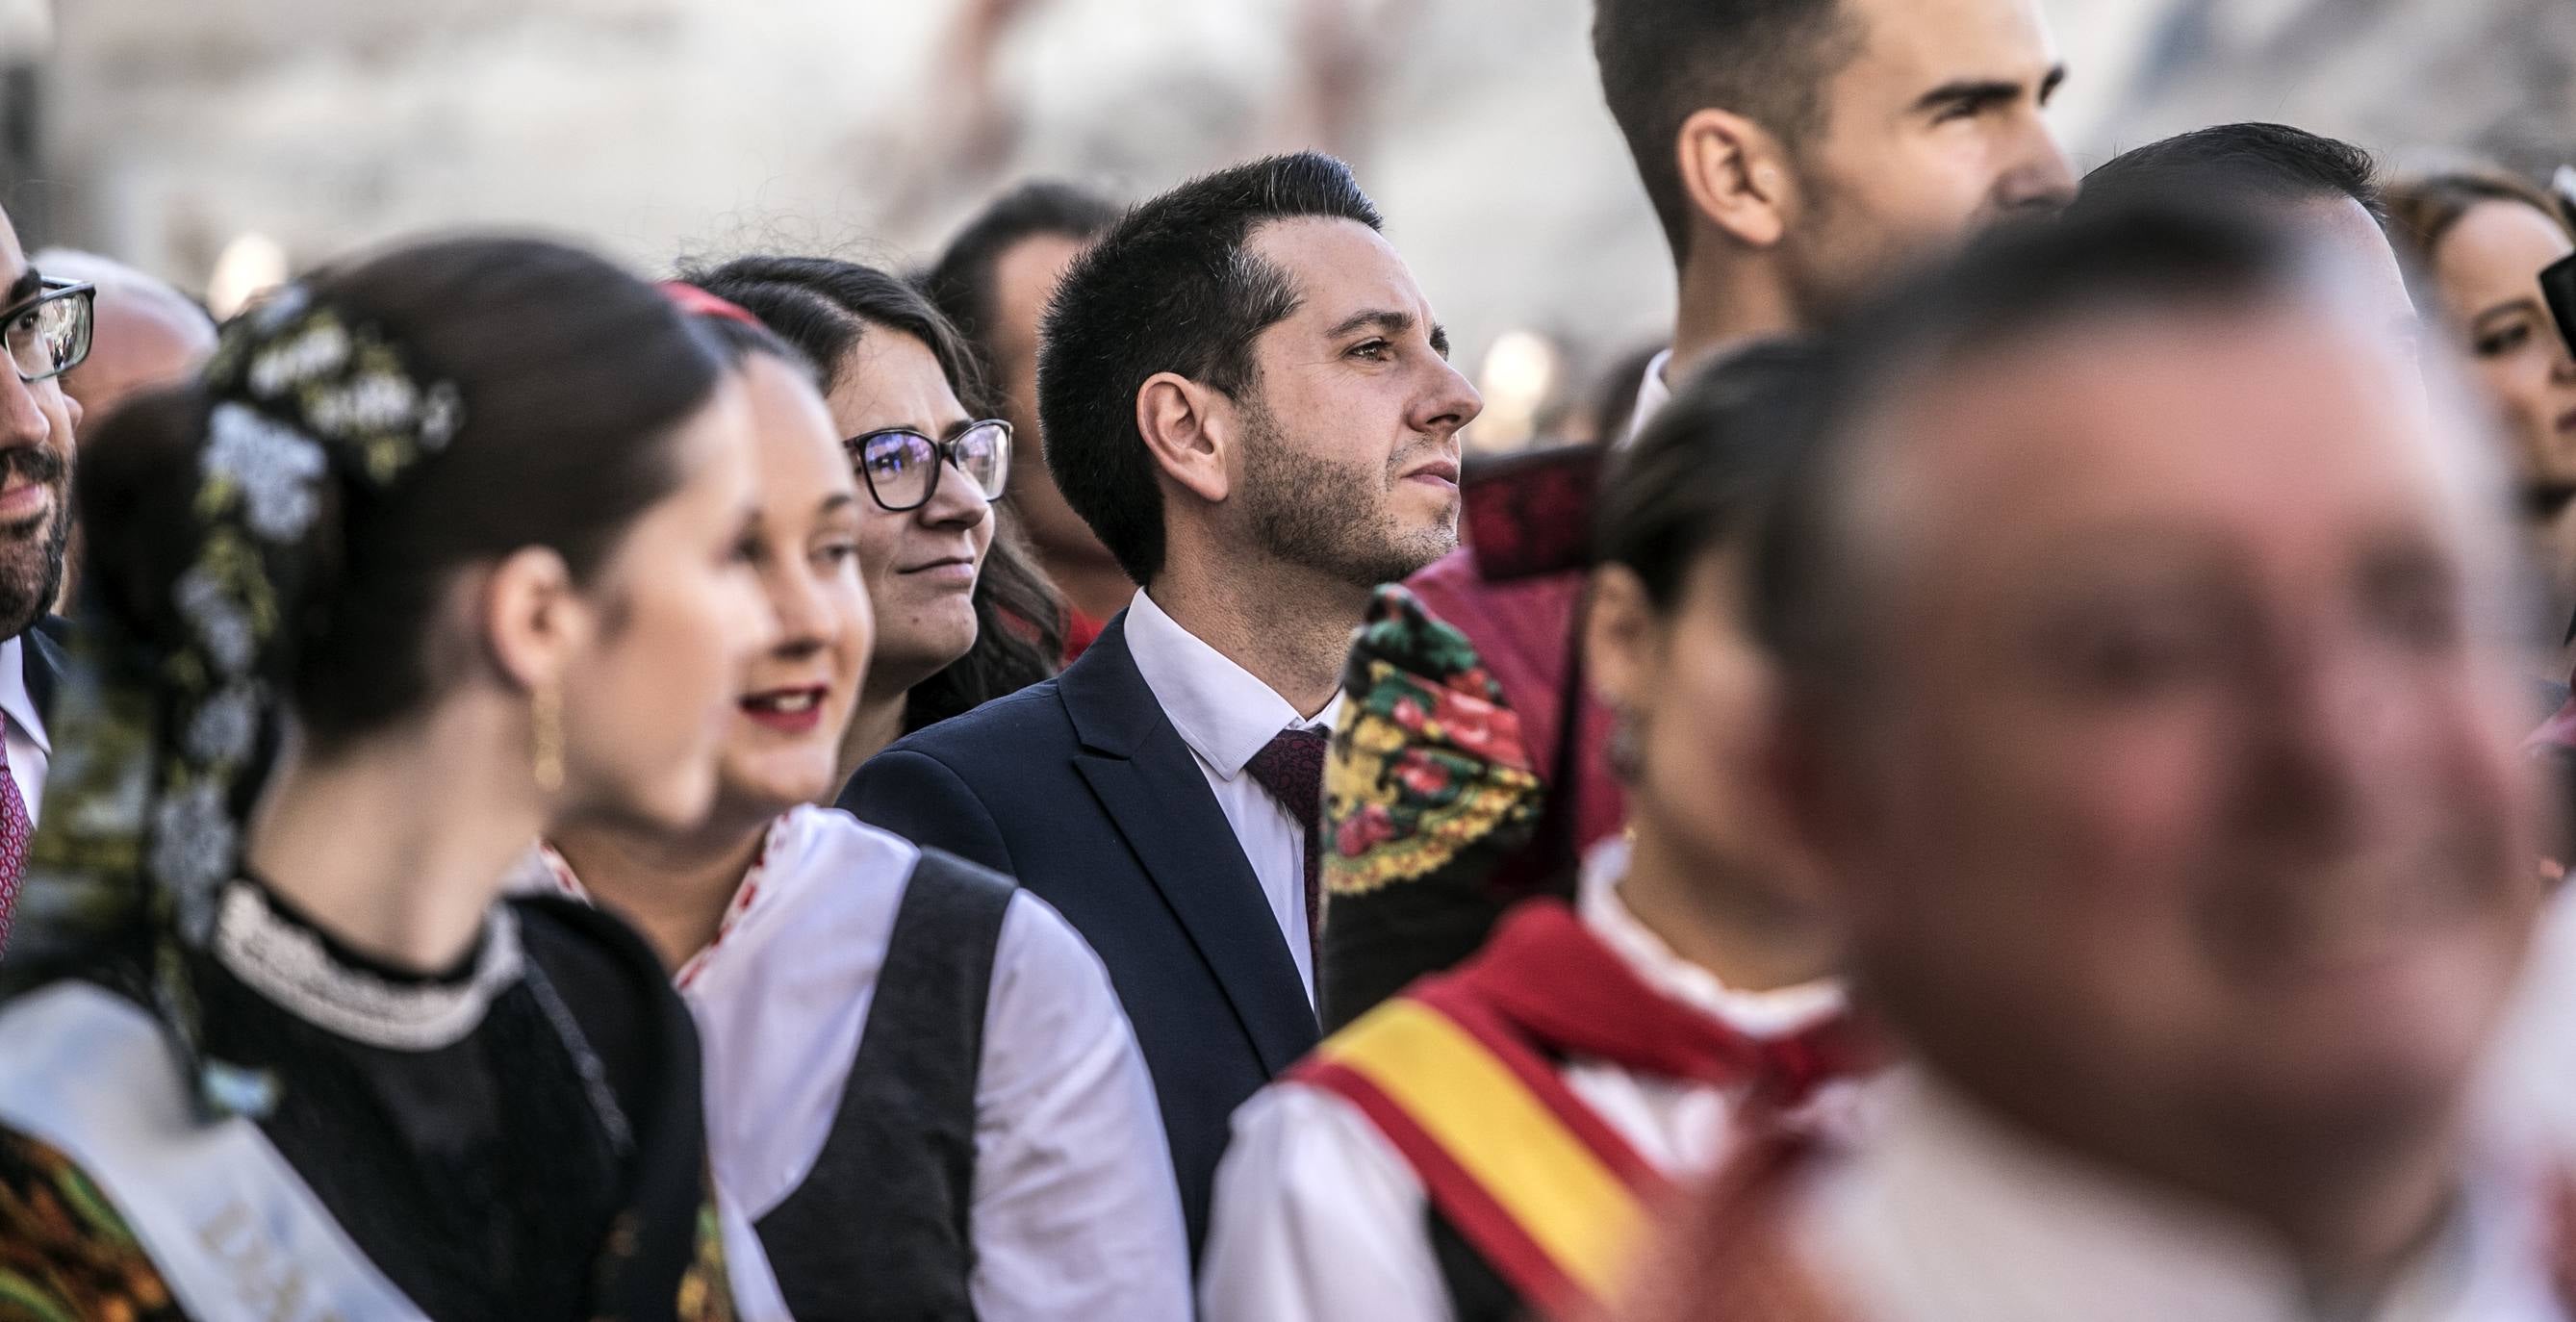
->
xmin=0 ymin=203 xmax=89 ymax=950
xmin=843 ymin=151 xmax=1482 ymax=1255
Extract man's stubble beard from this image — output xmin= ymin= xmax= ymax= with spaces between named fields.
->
xmin=0 ymin=497 xmax=72 ymax=640
xmin=1235 ymin=396 xmax=1456 ymax=595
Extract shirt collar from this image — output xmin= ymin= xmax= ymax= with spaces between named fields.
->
xmin=1620 ymin=347 xmax=1675 ymax=448
xmin=0 ymin=636 xmax=46 ymax=753
xmin=1576 ymin=835 xmax=1843 ymax=1038
xmin=1123 ymin=588 xmax=1342 ymax=779
xmin=516 ymin=810 xmax=809 ymax=991
xmin=1837 ymin=1072 xmax=2526 ymax=1322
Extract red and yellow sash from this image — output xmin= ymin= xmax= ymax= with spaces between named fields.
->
xmin=1291 ymin=900 xmax=1872 ymax=1319
xmin=1295 ymin=982 xmax=1666 ymax=1318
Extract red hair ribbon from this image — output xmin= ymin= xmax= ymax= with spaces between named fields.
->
xmin=657 ymin=281 xmax=763 ymax=328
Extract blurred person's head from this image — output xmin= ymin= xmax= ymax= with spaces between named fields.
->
xmin=1591 ymin=0 xmax=2075 ymax=343
xmin=81 ymin=237 xmax=774 ymax=842
xmin=671 ymin=301 xmax=873 ymax=824
xmin=2079 ymin=123 xmax=2414 ymax=343
xmin=1759 ymin=207 xmax=2540 ymax=1259
xmin=31 ymin=248 xmax=216 ymax=424
xmin=695 ymin=255 xmax=1059 ymax=764
xmin=1585 ymin=341 xmax=1832 ymax=975
xmin=1042 ymin=152 xmax=1482 ymax=609
xmin=0 ymin=212 xmax=89 ymax=642
xmin=924 ymin=182 xmax=1125 ymax=606
xmin=2387 ymin=171 xmax=2576 ymax=500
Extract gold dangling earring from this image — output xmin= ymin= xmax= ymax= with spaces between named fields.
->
xmin=531 ymin=678 xmax=566 ymax=794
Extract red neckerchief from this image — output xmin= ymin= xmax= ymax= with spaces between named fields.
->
xmin=1423 ymin=900 xmax=1876 ymax=1106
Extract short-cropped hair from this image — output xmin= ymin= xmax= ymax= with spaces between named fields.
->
xmin=2079 ymin=122 xmax=2385 ymax=225
xmin=1753 ymin=205 xmax=2313 ymax=707
xmin=1039 ymin=151 xmax=1382 ymax=585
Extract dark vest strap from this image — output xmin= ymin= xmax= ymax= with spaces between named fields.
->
xmin=755 ymin=847 xmax=1015 ymax=1320
xmin=1427 ymin=1202 xmax=1530 ymax=1322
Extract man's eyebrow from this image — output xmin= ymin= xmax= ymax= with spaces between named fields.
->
xmin=1327 ymin=308 xmax=1416 ymax=341
xmin=2 ymin=268 xmax=38 ymax=307
xmin=1914 ymin=67 xmax=2059 ymax=117
xmin=1329 ymin=308 xmax=1448 ymax=357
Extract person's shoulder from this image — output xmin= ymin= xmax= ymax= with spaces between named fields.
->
xmin=869 ymin=678 xmax=1075 ymax=774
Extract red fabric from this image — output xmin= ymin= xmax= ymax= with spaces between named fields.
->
xmin=656 ymin=281 xmax=764 ymax=328
xmin=0 ymin=735 xmax=24 ymax=953
xmin=1602 ymin=1132 xmax=1854 ymax=1322
xmin=1432 ymin=901 xmax=1874 ymax=1106
xmin=1061 ymin=608 xmax=1105 ymax=666
xmin=1405 ymin=551 xmax=1626 ymax=877
xmin=1247 ymin=726 xmax=1328 ymax=944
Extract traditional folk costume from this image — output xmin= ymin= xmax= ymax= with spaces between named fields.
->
xmin=1202 ymin=838 xmax=1868 ymax=1322
xmin=1624 ymin=1074 xmax=2576 ymax=1322
xmin=523 ymin=804 xmax=1193 ymax=1322
xmin=0 ymin=287 xmax=747 ymax=1322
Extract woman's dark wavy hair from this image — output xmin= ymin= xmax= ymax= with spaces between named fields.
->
xmin=686 ymin=255 xmax=1065 ymax=733
xmin=83 ymin=236 xmax=728 ymax=753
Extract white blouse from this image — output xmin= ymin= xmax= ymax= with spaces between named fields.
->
xmin=518 ymin=804 xmax=1192 ymax=1322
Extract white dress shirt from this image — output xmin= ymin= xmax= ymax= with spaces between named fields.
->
xmin=1624 ymin=347 xmax=1674 ymax=446
xmin=0 ymin=636 xmax=49 ymax=824
xmin=516 ymin=806 xmax=1192 ymax=1322
xmin=1199 ymin=840 xmax=1846 ymax=1322
xmin=1122 ymin=588 xmax=1339 ymax=999
xmin=1801 ymin=1072 xmax=2570 ymax=1322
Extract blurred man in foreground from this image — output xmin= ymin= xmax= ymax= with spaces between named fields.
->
xmin=1626 ymin=206 xmax=2564 ymax=1321
xmin=1325 ymin=0 xmax=2078 ymax=1028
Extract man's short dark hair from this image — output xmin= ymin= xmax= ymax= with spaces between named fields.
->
xmin=1755 ymin=205 xmax=2310 ymax=709
xmin=1039 ymin=151 xmax=1382 ymax=585
xmin=2078 ymin=122 xmax=2385 ymax=225
xmin=922 ymin=181 xmax=1123 ymax=412
xmin=1592 ymin=0 xmax=1861 ymax=262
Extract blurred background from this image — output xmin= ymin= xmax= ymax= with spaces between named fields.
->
xmin=3 ymin=0 xmax=2570 ymax=449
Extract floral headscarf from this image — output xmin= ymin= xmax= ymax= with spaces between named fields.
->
xmin=2 ymin=283 xmax=463 ymax=1116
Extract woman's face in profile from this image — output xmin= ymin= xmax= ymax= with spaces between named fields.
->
xmin=2430 ymin=199 xmax=2576 ymax=490
xmin=552 ymin=379 xmax=775 ymax=834
xmin=825 ymin=327 xmax=994 ymax=700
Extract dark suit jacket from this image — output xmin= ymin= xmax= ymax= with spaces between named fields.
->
xmin=838 ymin=613 xmax=1318 ymax=1259
xmin=24 ymin=617 xmax=64 ymax=727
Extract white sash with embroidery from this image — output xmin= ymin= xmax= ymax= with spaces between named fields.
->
xmin=0 ymin=982 xmax=430 ymax=1322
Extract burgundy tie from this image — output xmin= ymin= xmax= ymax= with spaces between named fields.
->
xmin=0 ymin=734 xmax=31 ymax=954
xmin=1245 ymin=725 xmax=1329 ymax=943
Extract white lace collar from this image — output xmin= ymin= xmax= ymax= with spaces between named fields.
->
xmin=211 ymin=880 xmax=524 ymax=1052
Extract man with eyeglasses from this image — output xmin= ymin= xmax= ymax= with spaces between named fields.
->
xmin=0 ymin=204 xmax=90 ymax=953
xmin=843 ymin=151 xmax=1483 ymax=1260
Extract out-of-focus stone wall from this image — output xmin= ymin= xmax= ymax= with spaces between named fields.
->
xmin=12 ymin=0 xmax=2572 ymax=405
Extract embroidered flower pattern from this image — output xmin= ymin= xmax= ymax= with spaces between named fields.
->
xmin=184 ymin=684 xmax=260 ymax=766
xmin=202 ymin=403 xmax=327 ymax=543
xmin=16 ymin=279 xmax=471 ymax=1121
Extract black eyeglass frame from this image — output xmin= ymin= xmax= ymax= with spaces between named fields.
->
xmin=841 ymin=419 xmax=1014 ymax=513
xmin=2 ymin=278 xmax=97 ymax=385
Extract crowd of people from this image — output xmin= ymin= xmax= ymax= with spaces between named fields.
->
xmin=0 ymin=0 xmax=2571 ymax=1319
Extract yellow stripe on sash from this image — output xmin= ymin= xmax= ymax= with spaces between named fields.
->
xmin=1317 ymin=998 xmax=1647 ymax=1305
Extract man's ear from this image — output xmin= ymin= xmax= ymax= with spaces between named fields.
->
xmin=476 ymin=545 xmax=582 ymax=698
xmin=1676 ymin=108 xmax=1795 ymax=250
xmin=1135 ymin=370 xmax=1235 ymax=505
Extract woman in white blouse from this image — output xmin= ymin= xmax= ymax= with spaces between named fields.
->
xmin=524 ymin=292 xmax=1192 ymax=1321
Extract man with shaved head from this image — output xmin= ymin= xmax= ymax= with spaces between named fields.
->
xmin=0 ymin=213 xmax=89 ymax=951
xmin=32 ymin=249 xmax=213 ymax=426
xmin=31 ymin=249 xmax=216 ymax=615
xmin=1624 ymin=205 xmax=2566 ymax=1319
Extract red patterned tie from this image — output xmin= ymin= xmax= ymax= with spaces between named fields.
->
xmin=0 ymin=734 xmax=30 ymax=954
xmin=1245 ymin=725 xmax=1329 ymax=944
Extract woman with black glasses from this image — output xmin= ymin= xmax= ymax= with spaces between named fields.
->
xmin=690 ymin=257 xmax=1065 ymax=777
